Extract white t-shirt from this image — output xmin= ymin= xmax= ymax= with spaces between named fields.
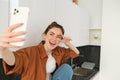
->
xmin=46 ymin=53 xmax=56 ymax=80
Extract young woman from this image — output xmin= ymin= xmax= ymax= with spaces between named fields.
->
xmin=0 ymin=22 xmax=80 ymax=80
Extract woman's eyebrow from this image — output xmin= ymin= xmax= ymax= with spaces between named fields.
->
xmin=49 ymin=31 xmax=63 ymax=37
xmin=49 ymin=31 xmax=54 ymax=34
xmin=57 ymin=35 xmax=62 ymax=37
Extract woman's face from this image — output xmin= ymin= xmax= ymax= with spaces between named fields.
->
xmin=44 ymin=27 xmax=63 ymax=50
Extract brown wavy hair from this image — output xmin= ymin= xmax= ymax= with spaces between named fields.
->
xmin=44 ymin=21 xmax=64 ymax=35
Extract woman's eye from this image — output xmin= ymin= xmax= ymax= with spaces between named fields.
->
xmin=57 ymin=36 xmax=62 ymax=40
xmin=50 ymin=33 xmax=54 ymax=36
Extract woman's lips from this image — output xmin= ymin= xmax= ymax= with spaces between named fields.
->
xmin=49 ymin=41 xmax=56 ymax=46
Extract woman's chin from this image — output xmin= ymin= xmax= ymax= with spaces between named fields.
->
xmin=49 ymin=46 xmax=56 ymax=50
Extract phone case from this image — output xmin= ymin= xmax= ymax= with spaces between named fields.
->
xmin=10 ymin=7 xmax=29 ymax=46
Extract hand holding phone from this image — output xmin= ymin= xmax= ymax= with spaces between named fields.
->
xmin=10 ymin=7 xmax=29 ymax=46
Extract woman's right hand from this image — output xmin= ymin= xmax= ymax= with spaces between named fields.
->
xmin=0 ymin=23 xmax=25 ymax=49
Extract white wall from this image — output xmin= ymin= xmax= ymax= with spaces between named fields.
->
xmin=78 ymin=0 xmax=102 ymax=29
xmin=100 ymin=0 xmax=120 ymax=80
xmin=0 ymin=0 xmax=9 ymax=58
xmin=8 ymin=0 xmax=58 ymax=50
xmin=55 ymin=0 xmax=89 ymax=47
xmin=19 ymin=0 xmax=55 ymax=47
xmin=78 ymin=0 xmax=102 ymax=46
xmin=18 ymin=0 xmax=89 ymax=47
xmin=0 ymin=0 xmax=9 ymax=32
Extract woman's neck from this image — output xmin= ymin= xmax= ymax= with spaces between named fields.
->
xmin=44 ymin=44 xmax=52 ymax=55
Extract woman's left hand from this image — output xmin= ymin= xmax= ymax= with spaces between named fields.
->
xmin=61 ymin=36 xmax=72 ymax=46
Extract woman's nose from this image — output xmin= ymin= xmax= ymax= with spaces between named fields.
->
xmin=52 ymin=36 xmax=57 ymax=40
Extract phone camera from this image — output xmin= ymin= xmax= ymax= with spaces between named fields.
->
xmin=13 ymin=9 xmax=19 ymax=15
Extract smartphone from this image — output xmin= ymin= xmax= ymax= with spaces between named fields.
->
xmin=9 ymin=7 xmax=29 ymax=46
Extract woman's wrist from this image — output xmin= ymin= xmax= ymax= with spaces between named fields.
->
xmin=65 ymin=42 xmax=80 ymax=54
xmin=0 ymin=44 xmax=7 ymax=52
xmin=0 ymin=47 xmax=6 ymax=52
